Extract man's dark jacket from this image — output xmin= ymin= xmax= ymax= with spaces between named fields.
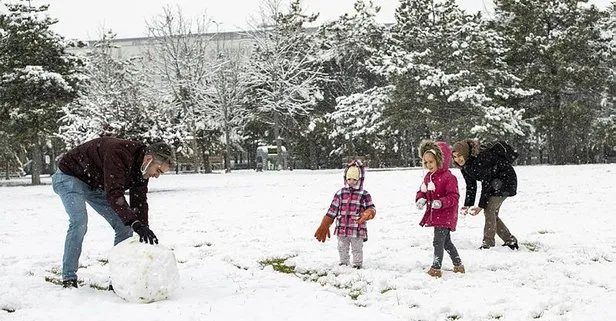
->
xmin=58 ymin=137 xmax=149 ymax=225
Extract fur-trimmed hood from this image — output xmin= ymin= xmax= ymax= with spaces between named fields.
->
xmin=419 ymin=140 xmax=452 ymax=173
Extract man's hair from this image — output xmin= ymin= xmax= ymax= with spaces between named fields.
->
xmin=145 ymin=142 xmax=174 ymax=165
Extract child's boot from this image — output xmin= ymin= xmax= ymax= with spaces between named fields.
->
xmin=427 ymin=267 xmax=442 ymax=278
xmin=453 ymin=264 xmax=465 ymax=273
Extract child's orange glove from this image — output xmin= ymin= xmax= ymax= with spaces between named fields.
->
xmin=356 ymin=207 xmax=376 ymax=225
xmin=314 ymin=216 xmax=334 ymax=242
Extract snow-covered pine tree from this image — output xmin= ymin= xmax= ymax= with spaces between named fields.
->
xmin=316 ymin=0 xmax=391 ymax=164
xmin=0 ymin=0 xmax=85 ymax=184
xmin=317 ymin=0 xmax=386 ymax=102
xmin=326 ymin=86 xmax=395 ymax=160
xmin=493 ymin=0 xmax=611 ymax=164
xmin=591 ymin=2 xmax=616 ymax=161
xmin=374 ymin=0 xmax=535 ymax=152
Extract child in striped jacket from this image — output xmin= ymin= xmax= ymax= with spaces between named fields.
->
xmin=314 ymin=160 xmax=376 ymax=269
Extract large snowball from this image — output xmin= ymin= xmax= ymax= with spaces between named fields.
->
xmin=109 ymin=236 xmax=179 ymax=303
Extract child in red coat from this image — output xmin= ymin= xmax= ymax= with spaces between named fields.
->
xmin=416 ymin=140 xmax=465 ymax=277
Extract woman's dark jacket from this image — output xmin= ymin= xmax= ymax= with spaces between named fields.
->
xmin=460 ymin=147 xmax=517 ymax=209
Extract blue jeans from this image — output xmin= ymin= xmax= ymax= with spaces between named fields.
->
xmin=52 ymin=169 xmax=133 ymax=281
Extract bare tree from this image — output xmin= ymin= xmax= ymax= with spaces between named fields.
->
xmin=198 ymin=45 xmax=250 ymax=173
xmin=146 ymin=5 xmax=217 ymax=173
xmin=244 ymin=0 xmax=325 ymax=170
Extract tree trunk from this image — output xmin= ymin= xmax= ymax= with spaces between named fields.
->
xmin=202 ymin=150 xmax=212 ymax=174
xmin=50 ymin=143 xmax=57 ymax=173
xmin=224 ymin=112 xmax=232 ymax=173
xmin=4 ymin=158 xmax=9 ymax=180
xmin=309 ymin=139 xmax=317 ymax=170
xmin=273 ymin=114 xmax=286 ymax=170
xmin=31 ymin=141 xmax=42 ymax=185
xmin=547 ymin=94 xmax=567 ymax=165
xmin=400 ymin=130 xmax=411 ymax=167
xmin=192 ymin=129 xmax=200 ymax=173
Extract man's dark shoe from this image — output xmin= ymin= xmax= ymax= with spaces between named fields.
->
xmin=479 ymin=243 xmax=492 ymax=249
xmin=62 ymin=279 xmax=78 ymax=288
xmin=502 ymin=241 xmax=519 ymax=250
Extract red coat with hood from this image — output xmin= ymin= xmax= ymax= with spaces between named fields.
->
xmin=416 ymin=141 xmax=460 ymax=231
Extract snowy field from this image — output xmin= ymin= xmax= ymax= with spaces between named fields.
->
xmin=1 ymin=164 xmax=616 ymax=321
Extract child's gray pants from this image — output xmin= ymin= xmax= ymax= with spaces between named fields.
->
xmin=337 ymin=236 xmax=363 ymax=266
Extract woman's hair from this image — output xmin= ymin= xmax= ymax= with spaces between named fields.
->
xmin=452 ymin=139 xmax=480 ymax=167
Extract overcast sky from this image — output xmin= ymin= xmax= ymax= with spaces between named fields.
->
xmin=21 ymin=0 xmax=614 ymax=40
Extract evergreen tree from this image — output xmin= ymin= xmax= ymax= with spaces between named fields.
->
xmin=493 ymin=0 xmax=611 ymax=164
xmin=591 ymin=2 xmax=616 ymax=162
xmin=316 ymin=0 xmax=386 ymax=102
xmin=0 ymin=0 xmax=85 ymax=184
xmin=375 ymin=0 xmax=535 ymax=154
xmin=315 ymin=0 xmax=390 ymax=164
xmin=326 ymin=86 xmax=396 ymax=162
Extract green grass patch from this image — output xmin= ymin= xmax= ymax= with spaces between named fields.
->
xmin=380 ymin=287 xmax=395 ymax=294
xmin=44 ymin=276 xmax=85 ymax=287
xmin=262 ymin=256 xmax=374 ymax=301
xmin=259 ymin=257 xmax=296 ymax=274
xmin=194 ymin=242 xmax=212 ymax=248
xmin=44 ymin=276 xmax=63 ymax=286
xmin=89 ymin=283 xmax=110 ymax=291
xmin=532 ymin=310 xmax=544 ymax=319
xmin=349 ymin=289 xmax=362 ymax=300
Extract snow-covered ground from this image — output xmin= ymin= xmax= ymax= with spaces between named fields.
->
xmin=1 ymin=164 xmax=615 ymax=321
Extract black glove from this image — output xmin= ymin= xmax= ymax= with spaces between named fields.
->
xmin=130 ymin=220 xmax=158 ymax=245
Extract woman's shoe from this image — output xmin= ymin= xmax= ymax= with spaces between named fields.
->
xmin=502 ymin=241 xmax=519 ymax=250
